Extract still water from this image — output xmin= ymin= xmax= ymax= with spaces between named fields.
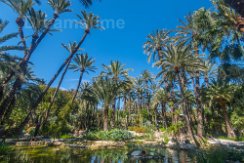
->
xmin=0 ymin=145 xmax=243 ymax=163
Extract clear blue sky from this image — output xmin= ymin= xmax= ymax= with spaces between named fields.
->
xmin=1 ymin=0 xmax=212 ymax=90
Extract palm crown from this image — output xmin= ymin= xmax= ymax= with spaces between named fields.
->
xmin=144 ymin=30 xmax=170 ymax=62
xmin=69 ymin=53 xmax=96 ymax=74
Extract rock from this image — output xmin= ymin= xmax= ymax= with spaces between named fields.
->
xmin=166 ymin=139 xmax=196 ymax=150
xmin=166 ymin=140 xmax=179 ymax=149
xmin=52 ymin=141 xmax=64 ymax=146
xmin=130 ymin=150 xmax=146 ymax=156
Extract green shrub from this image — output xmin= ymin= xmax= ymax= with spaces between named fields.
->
xmin=60 ymin=134 xmax=74 ymax=139
xmin=85 ymin=129 xmax=133 ymax=141
xmin=162 ymin=136 xmax=170 ymax=144
xmin=162 ymin=122 xmax=184 ymax=135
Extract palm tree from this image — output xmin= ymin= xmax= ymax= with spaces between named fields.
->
xmin=0 ymin=0 xmax=71 ymax=119
xmin=152 ymin=88 xmax=168 ymax=128
xmin=176 ymin=9 xmax=215 ymax=137
xmin=101 ymin=61 xmax=130 ymax=127
xmin=144 ymin=30 xmax=170 ymax=63
xmin=140 ymin=70 xmax=154 ymax=112
xmin=0 ymin=19 xmax=22 ymax=100
xmin=29 ymin=11 xmax=100 ymax=123
xmin=214 ymin=0 xmax=244 ymax=33
xmin=1 ymin=0 xmax=71 ymax=84
xmin=69 ymin=53 xmax=96 ymax=103
xmin=202 ymin=61 xmax=218 ymax=88
xmin=155 ymin=44 xmax=204 ymax=142
xmin=207 ymin=81 xmax=237 ymax=138
xmin=93 ymin=78 xmax=119 ymax=131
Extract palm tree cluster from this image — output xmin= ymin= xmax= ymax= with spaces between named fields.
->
xmin=0 ymin=0 xmax=99 ymax=136
xmin=0 ymin=0 xmax=243 ymax=144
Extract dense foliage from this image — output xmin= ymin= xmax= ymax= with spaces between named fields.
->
xmin=0 ymin=0 xmax=243 ymax=146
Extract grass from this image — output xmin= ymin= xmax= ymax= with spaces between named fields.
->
xmin=60 ymin=134 xmax=75 ymax=139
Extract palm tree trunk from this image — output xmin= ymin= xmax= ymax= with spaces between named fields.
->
xmin=161 ymin=102 xmax=167 ymax=128
xmin=204 ymin=73 xmax=209 ymax=88
xmin=33 ymin=116 xmax=42 ymax=137
xmin=30 ymin=31 xmax=89 ymax=111
xmin=103 ymin=103 xmax=109 ymax=131
xmin=36 ymin=57 xmax=73 ymax=136
xmin=48 ymin=57 xmax=72 ymax=110
xmin=194 ymin=46 xmax=204 ymax=137
xmin=154 ymin=105 xmax=159 ymax=130
xmin=111 ymin=98 xmax=116 ymax=128
xmin=123 ymin=95 xmax=127 ymax=111
xmin=177 ymin=72 xmax=200 ymax=146
xmin=223 ymin=105 xmax=236 ymax=138
xmin=195 ymin=71 xmax=204 ymax=137
xmin=71 ymin=71 xmax=84 ymax=103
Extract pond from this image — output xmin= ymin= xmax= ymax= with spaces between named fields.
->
xmin=0 ymin=145 xmax=243 ymax=163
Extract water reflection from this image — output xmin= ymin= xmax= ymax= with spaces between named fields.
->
xmin=0 ymin=145 xmax=243 ymax=163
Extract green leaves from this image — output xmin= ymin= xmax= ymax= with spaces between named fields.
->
xmin=0 ymin=20 xmax=8 ymax=33
xmin=144 ymin=30 xmax=171 ymax=63
xmin=79 ymin=0 xmax=93 ymax=8
xmin=27 ymin=8 xmax=47 ymax=33
xmin=0 ymin=33 xmax=19 ymax=45
xmin=69 ymin=53 xmax=96 ymax=74
xmin=0 ymin=0 xmax=34 ymax=17
xmin=48 ymin=0 xmax=71 ymax=14
xmin=0 ymin=20 xmax=23 ymax=52
xmin=77 ymin=11 xmax=101 ymax=32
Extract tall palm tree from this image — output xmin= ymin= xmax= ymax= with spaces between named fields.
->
xmin=144 ymin=29 xmax=170 ymax=63
xmin=29 ymin=11 xmax=100 ymax=122
xmin=1 ymin=0 xmax=71 ymax=85
xmin=176 ymin=8 xmax=215 ymax=137
xmin=69 ymin=53 xmax=96 ymax=103
xmin=0 ymin=0 xmax=71 ymax=119
xmin=93 ymin=78 xmax=119 ymax=131
xmin=207 ymin=81 xmax=237 ymax=138
xmin=155 ymin=44 xmax=204 ymax=142
xmin=101 ymin=61 xmax=130 ymax=127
